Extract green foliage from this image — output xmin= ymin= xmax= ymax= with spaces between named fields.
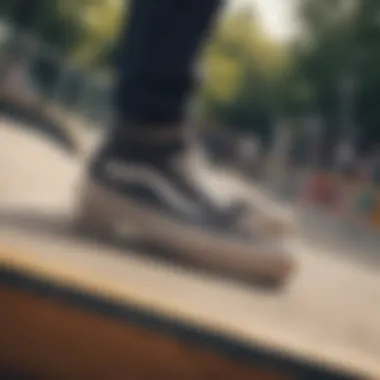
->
xmin=1 ymin=0 xmax=84 ymax=52
xmin=293 ymin=0 xmax=380 ymax=149
xmin=4 ymin=0 xmax=380 ymax=148
xmin=0 ymin=0 xmax=125 ymax=63
xmin=199 ymin=9 xmax=290 ymax=139
xmin=71 ymin=0 xmax=125 ymax=67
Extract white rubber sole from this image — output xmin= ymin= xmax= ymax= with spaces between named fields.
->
xmin=76 ymin=179 xmax=296 ymax=285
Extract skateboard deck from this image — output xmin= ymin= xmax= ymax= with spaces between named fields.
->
xmin=1 ymin=210 xmax=380 ymax=380
xmin=1 ymin=121 xmax=380 ymax=379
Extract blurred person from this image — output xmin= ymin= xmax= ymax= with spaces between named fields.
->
xmin=355 ymin=150 xmax=380 ymax=222
xmin=334 ymin=139 xmax=355 ymax=177
xmin=78 ymin=0 xmax=294 ymax=282
xmin=370 ymin=145 xmax=380 ymax=186
xmin=354 ymin=179 xmax=376 ymax=230
xmin=357 ymin=156 xmax=372 ymax=183
xmin=237 ymin=133 xmax=262 ymax=178
xmin=367 ymin=147 xmax=380 ymax=229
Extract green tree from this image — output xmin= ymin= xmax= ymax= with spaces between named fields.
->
xmin=71 ymin=0 xmax=125 ymax=68
xmin=293 ymin=0 xmax=380 ymax=151
xmin=1 ymin=0 xmax=87 ymax=52
xmin=199 ymin=8 xmax=289 ymax=141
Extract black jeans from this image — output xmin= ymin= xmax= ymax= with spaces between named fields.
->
xmin=114 ymin=0 xmax=222 ymax=128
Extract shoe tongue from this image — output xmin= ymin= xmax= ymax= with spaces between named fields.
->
xmin=170 ymin=150 xmax=247 ymax=223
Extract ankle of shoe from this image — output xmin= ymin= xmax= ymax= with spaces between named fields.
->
xmin=105 ymin=123 xmax=188 ymax=163
xmin=113 ymin=120 xmax=185 ymax=144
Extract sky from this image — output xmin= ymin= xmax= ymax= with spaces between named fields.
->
xmin=227 ymin=0 xmax=298 ymax=41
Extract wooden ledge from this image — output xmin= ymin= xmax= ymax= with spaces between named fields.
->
xmin=1 ymin=242 xmax=374 ymax=380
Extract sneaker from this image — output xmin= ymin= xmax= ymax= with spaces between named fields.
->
xmin=76 ymin=135 xmax=295 ymax=285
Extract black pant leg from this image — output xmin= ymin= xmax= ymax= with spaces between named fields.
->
xmin=114 ymin=0 xmax=223 ymax=127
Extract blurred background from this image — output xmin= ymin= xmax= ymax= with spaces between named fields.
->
xmin=1 ymin=0 xmax=380 ymax=249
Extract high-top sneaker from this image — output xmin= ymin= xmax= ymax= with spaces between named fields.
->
xmin=76 ymin=131 xmax=295 ymax=285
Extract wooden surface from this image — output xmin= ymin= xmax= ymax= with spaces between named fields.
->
xmin=1 ymin=223 xmax=379 ymax=380
xmin=0 ymin=288 xmax=295 ymax=380
xmin=1 ymin=122 xmax=380 ymax=379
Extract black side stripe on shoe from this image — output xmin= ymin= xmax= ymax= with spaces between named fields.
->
xmin=104 ymin=161 xmax=202 ymax=218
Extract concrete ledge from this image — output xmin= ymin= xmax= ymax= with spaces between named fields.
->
xmin=0 ymin=91 xmax=88 ymax=157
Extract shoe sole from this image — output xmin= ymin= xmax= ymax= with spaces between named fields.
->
xmin=75 ymin=178 xmax=296 ymax=285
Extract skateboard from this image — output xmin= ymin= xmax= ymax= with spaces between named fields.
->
xmin=1 ymin=209 xmax=380 ymax=380
xmin=1 ymin=120 xmax=380 ymax=379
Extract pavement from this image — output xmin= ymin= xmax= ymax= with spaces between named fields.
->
xmin=262 ymin=180 xmax=380 ymax=267
xmin=1 ymin=117 xmax=380 ymax=376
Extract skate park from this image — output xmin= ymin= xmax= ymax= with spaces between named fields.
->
xmin=2 ymin=1 xmax=380 ymax=378
xmin=1 ymin=114 xmax=380 ymax=379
